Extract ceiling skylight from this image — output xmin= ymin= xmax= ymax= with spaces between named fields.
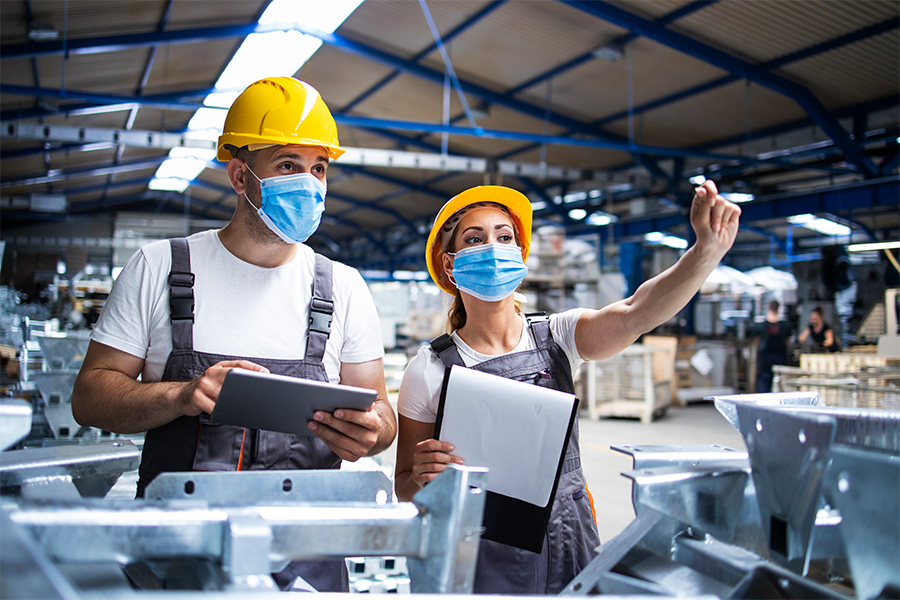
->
xmin=787 ymin=214 xmax=852 ymax=236
xmin=150 ymin=0 xmax=365 ymax=193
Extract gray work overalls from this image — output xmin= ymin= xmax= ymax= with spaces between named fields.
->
xmin=136 ymin=238 xmax=348 ymax=592
xmin=430 ymin=314 xmax=601 ymax=595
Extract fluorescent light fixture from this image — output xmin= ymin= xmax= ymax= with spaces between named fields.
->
xmin=661 ymin=235 xmax=688 ymax=249
xmin=588 ymin=189 xmax=603 ymax=199
xmin=392 ymin=270 xmax=430 ymax=281
xmin=586 ymin=211 xmax=617 ymax=226
xmin=644 ymin=231 xmax=665 ymax=243
xmin=531 ymin=200 xmax=546 ymax=210
xmin=787 ymin=214 xmax=851 ymax=236
xmin=150 ymin=0 xmax=364 ymax=193
xmin=563 ymin=191 xmax=587 ymax=203
xmin=586 ymin=214 xmax=611 ymax=226
xmin=721 ymin=192 xmax=754 ymax=203
xmin=848 ymin=240 xmax=900 ymax=252
xmin=592 ymin=43 xmax=624 ymax=62
xmin=568 ymin=208 xmax=587 ymax=220
xmin=150 ymin=147 xmax=217 ymax=192
xmin=787 ymin=213 xmax=815 ymax=225
xmin=689 ymin=175 xmax=707 ymax=186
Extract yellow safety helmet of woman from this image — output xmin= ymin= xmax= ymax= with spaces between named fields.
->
xmin=217 ymin=77 xmax=344 ymax=162
xmin=426 ymin=185 xmax=533 ymax=295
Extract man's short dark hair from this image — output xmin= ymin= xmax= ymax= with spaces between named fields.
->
xmin=768 ymin=300 xmax=780 ymax=313
xmin=225 ymin=144 xmax=258 ymax=166
xmin=811 ymin=306 xmax=823 ymax=316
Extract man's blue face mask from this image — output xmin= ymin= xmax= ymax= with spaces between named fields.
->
xmin=448 ymin=243 xmax=529 ymax=302
xmin=245 ymin=165 xmax=326 ymax=243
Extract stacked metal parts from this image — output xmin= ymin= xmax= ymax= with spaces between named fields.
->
xmin=562 ymin=391 xmax=900 ymax=600
xmin=0 ymin=399 xmax=488 ymax=596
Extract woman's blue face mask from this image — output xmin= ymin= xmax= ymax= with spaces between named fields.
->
xmin=448 ymin=243 xmax=529 ymax=302
xmin=245 ymin=166 xmax=326 ymax=243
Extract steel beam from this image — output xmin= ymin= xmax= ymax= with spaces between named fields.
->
xmin=562 ymin=0 xmax=878 ymax=177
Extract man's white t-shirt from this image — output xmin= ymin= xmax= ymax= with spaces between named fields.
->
xmin=92 ymin=229 xmax=384 ymax=383
xmin=397 ymin=309 xmax=585 ymax=423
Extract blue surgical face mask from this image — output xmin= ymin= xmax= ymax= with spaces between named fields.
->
xmin=449 ymin=243 xmax=529 ymax=302
xmin=245 ymin=166 xmax=326 ymax=243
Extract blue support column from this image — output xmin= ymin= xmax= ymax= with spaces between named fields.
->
xmin=619 ymin=241 xmax=643 ymax=297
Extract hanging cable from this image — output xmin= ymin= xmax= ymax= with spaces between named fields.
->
xmin=626 ymin=42 xmax=635 ymax=150
xmin=539 ymin=79 xmax=552 ymax=179
xmin=61 ymin=0 xmax=68 ymax=96
xmin=442 ymin=71 xmax=450 ymax=156
xmin=418 ymin=0 xmax=479 ymax=129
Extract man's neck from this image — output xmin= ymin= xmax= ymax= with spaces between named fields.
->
xmin=218 ymin=220 xmax=298 ymax=268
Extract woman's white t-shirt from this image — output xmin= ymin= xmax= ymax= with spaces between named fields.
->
xmin=398 ymin=309 xmax=586 ymax=423
xmin=91 ymin=229 xmax=384 ymax=384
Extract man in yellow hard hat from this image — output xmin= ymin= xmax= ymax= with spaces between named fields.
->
xmin=73 ymin=77 xmax=396 ymax=592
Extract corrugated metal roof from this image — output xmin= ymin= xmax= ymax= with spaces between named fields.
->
xmin=1 ymin=0 xmax=897 ymax=267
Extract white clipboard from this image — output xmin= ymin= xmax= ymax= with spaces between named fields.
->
xmin=436 ymin=365 xmax=577 ymax=507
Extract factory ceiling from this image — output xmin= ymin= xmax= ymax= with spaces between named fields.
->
xmin=1 ymin=0 xmax=898 ymax=272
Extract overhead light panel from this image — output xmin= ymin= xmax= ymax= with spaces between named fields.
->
xmin=586 ymin=211 xmax=617 ymax=226
xmin=568 ymin=209 xmax=587 ymax=220
xmin=787 ymin=214 xmax=851 ymax=236
xmin=721 ymin=192 xmax=754 ymax=203
xmin=661 ymin=235 xmax=688 ymax=249
xmin=689 ymin=175 xmax=707 ymax=186
xmin=592 ymin=43 xmax=624 ymax=62
xmin=644 ymin=231 xmax=687 ymax=249
xmin=848 ymin=241 xmax=900 ymax=252
xmin=28 ymin=25 xmax=58 ymax=41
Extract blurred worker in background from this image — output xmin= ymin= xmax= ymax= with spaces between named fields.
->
xmin=394 ymin=181 xmax=741 ymax=594
xmin=798 ymin=305 xmax=837 ymax=352
xmin=753 ymin=299 xmax=793 ymax=392
xmin=73 ymin=77 xmax=396 ymax=592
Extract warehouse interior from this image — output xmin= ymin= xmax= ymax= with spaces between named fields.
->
xmin=1 ymin=0 xmax=899 ymax=598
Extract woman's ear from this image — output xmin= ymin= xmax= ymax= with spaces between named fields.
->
xmin=441 ymin=252 xmax=454 ymax=279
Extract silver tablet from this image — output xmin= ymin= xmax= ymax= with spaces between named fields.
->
xmin=210 ymin=369 xmax=377 ymax=436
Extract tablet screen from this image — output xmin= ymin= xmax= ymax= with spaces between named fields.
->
xmin=210 ymin=369 xmax=377 ymax=436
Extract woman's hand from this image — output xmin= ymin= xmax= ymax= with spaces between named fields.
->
xmin=409 ymin=438 xmax=464 ymax=489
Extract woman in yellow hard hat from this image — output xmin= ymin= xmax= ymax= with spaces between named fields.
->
xmin=394 ymin=182 xmax=741 ymax=594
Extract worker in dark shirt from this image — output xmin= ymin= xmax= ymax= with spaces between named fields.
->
xmin=754 ymin=300 xmax=793 ymax=393
xmin=797 ymin=305 xmax=837 ymax=352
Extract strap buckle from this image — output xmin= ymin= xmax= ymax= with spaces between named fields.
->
xmin=169 ymin=270 xmax=195 ymax=321
xmin=308 ymin=297 xmax=334 ymax=337
xmin=168 ymin=271 xmax=195 ymax=287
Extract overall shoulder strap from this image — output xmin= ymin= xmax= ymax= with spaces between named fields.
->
xmin=524 ymin=311 xmax=552 ymax=346
xmin=429 ymin=333 xmax=465 ymax=368
xmin=168 ymin=238 xmax=195 ymax=351
xmin=305 ymin=253 xmax=334 ymax=361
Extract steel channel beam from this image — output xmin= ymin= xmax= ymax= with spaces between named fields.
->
xmin=5 ymin=465 xmax=487 ymax=594
xmin=0 ymin=440 xmax=140 ymax=498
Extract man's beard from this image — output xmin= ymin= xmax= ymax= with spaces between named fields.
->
xmin=243 ymin=191 xmax=290 ymax=246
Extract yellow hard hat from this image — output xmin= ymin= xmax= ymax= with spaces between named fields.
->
xmin=426 ymin=185 xmax=533 ymax=295
xmin=216 ymin=77 xmax=345 ymax=162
